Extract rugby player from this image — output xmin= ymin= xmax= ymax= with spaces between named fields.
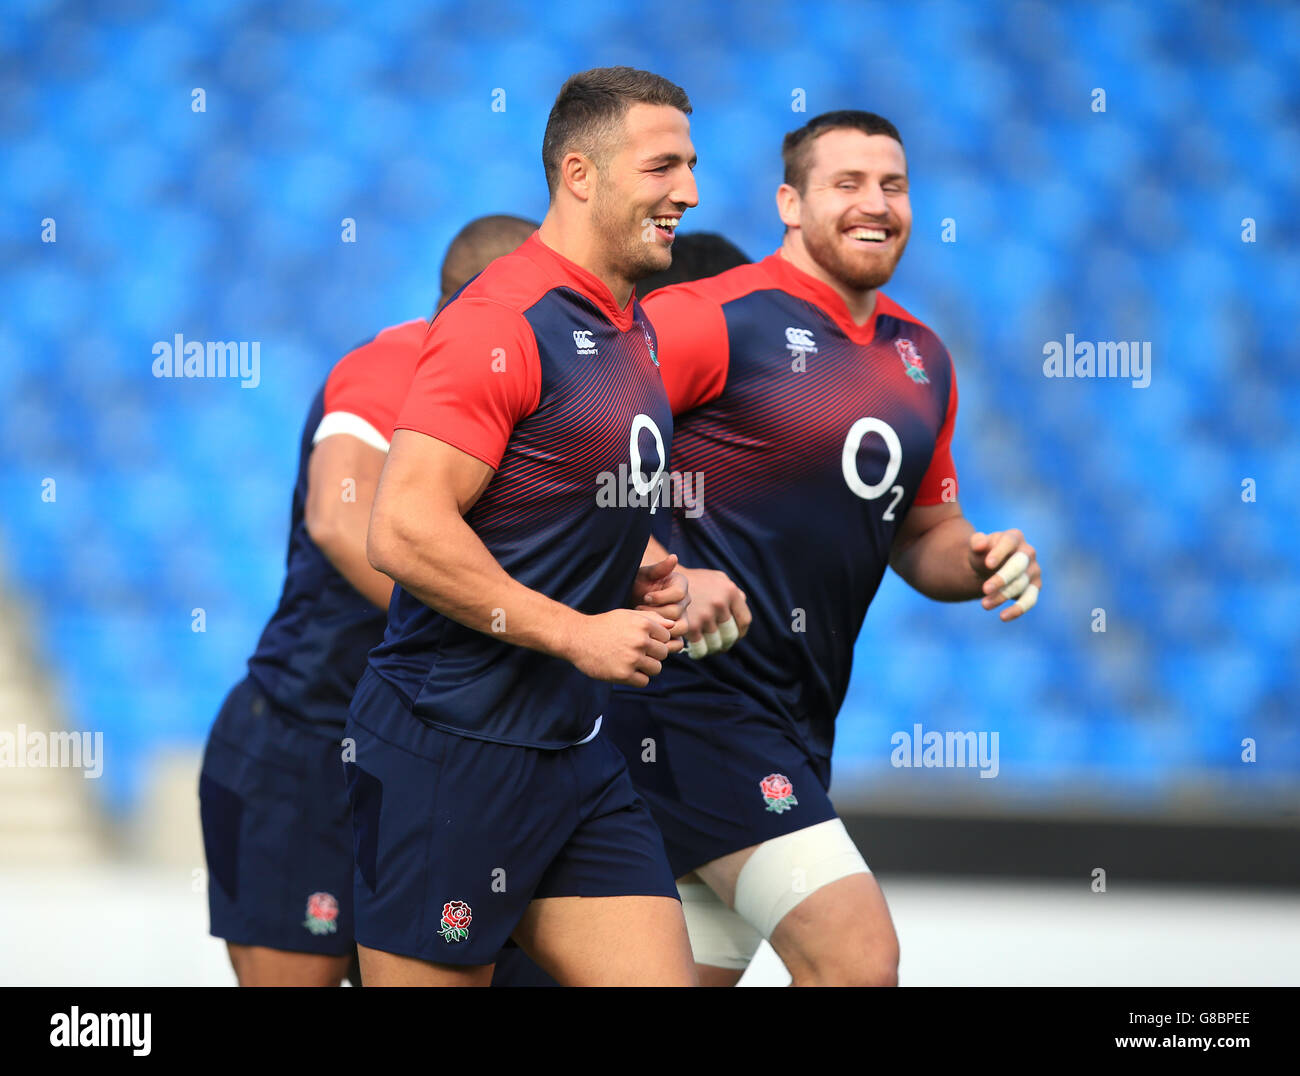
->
xmin=488 ymin=230 xmax=752 ymax=989
xmin=198 ymin=214 xmax=538 ymax=988
xmin=608 ymin=110 xmax=1043 ymax=986
xmin=347 ymin=67 xmax=700 ymax=987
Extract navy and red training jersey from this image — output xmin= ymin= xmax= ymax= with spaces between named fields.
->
xmin=622 ymin=251 xmax=959 ymax=761
xmin=365 ymin=233 xmax=672 ymax=749
xmin=246 ymin=319 xmax=428 ymax=730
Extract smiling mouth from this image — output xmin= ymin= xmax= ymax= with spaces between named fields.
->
xmin=650 ymin=215 xmax=680 ymax=241
xmin=844 ymin=225 xmax=890 ymax=244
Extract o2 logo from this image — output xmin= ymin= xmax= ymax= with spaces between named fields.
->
xmin=841 ymin=417 xmax=905 ymax=521
xmin=630 ymin=413 xmax=666 ymax=501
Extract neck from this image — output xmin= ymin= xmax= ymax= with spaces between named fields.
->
xmin=779 ymin=232 xmax=878 ymax=325
xmin=538 ymin=211 xmax=634 ymax=308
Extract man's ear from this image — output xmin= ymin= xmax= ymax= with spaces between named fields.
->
xmin=560 ymin=151 xmax=595 ymax=203
xmin=776 ymin=183 xmax=801 ymax=230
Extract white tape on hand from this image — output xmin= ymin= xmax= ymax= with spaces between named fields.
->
xmin=996 ymin=551 xmax=1030 ymax=586
xmin=718 ymin=618 xmax=740 ymax=651
xmin=999 ymin=573 xmax=1030 ymax=600
xmin=703 ymin=629 xmax=723 ymax=654
xmin=1013 ymin=583 xmax=1039 ymax=615
xmin=686 ymin=636 xmax=709 ymax=660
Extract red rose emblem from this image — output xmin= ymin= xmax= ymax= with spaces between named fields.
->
xmin=442 ymin=900 xmax=472 ymax=930
xmin=894 ymin=339 xmax=924 ymax=367
xmin=307 ymin=892 xmax=339 ymax=921
xmin=760 ymin=773 xmax=793 ymax=801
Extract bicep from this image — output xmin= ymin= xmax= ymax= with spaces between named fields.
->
xmin=890 ymin=499 xmax=963 ymax=564
xmin=376 ymin=429 xmax=495 ymax=523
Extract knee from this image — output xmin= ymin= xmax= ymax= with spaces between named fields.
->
xmin=792 ymin=939 xmax=899 ymax=987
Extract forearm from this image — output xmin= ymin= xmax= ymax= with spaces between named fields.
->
xmin=312 ymin=511 xmax=395 ymax=610
xmin=370 ymin=510 xmax=581 ymax=660
xmin=890 ymin=515 xmax=984 ymax=601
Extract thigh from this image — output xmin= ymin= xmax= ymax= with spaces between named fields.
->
xmin=512 ymin=895 xmax=695 ymax=987
xmin=768 ymin=872 xmax=898 ymax=987
xmin=695 ymin=818 xmax=897 ymax=987
xmin=678 ymin=880 xmax=762 ymax=986
xmin=227 ymin=944 xmax=353 ymax=988
xmin=356 ymin=944 xmax=494 ymax=987
xmin=516 ymin=735 xmax=694 ymax=986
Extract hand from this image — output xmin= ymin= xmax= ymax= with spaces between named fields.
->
xmin=631 ymin=554 xmax=691 ymax=654
xmin=679 ymin=567 xmax=751 ymax=659
xmin=968 ymin=529 xmax=1041 ymax=621
xmin=565 ymin=609 xmax=675 ymax=687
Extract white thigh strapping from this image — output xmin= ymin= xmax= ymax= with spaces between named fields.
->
xmin=732 ymin=817 xmax=870 ymax=939
xmin=677 ymin=882 xmax=762 ymax=970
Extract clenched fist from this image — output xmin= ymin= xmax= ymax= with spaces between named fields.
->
xmin=565 ymin=608 xmax=676 ymax=686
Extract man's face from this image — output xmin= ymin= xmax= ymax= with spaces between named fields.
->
xmin=784 ymin=129 xmax=911 ymax=291
xmin=590 ymin=103 xmax=698 ymax=284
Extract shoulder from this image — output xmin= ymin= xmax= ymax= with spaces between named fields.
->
xmin=875 ymin=293 xmax=948 ymax=350
xmin=643 ymin=261 xmax=777 ymax=314
xmin=330 ymin=318 xmax=427 ymax=379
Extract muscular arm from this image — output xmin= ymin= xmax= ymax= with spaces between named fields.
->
xmin=890 ymin=501 xmax=1042 ymax=620
xmin=367 ymin=429 xmax=583 ymax=655
xmin=304 ymin=434 xmax=394 ymax=610
xmin=888 ymin=502 xmax=982 ymax=601
xmin=367 ymin=430 xmax=673 ymax=682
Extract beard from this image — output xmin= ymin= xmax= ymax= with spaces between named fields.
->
xmin=802 ymin=212 xmax=908 ymax=291
xmin=591 ymin=184 xmax=672 ymax=284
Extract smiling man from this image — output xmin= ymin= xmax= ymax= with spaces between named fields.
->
xmin=346 ymin=67 xmax=701 ymax=987
xmin=609 ymin=110 xmax=1043 ymax=986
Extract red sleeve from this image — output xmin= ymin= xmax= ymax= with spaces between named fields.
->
xmin=642 ymin=285 xmax=730 ymax=414
xmin=394 ymin=299 xmax=541 ymax=470
xmin=913 ymin=362 xmax=959 ymax=506
xmin=320 ymin=320 xmax=428 ymax=444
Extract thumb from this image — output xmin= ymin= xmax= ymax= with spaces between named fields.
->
xmin=640 ymin=553 xmax=678 ymax=581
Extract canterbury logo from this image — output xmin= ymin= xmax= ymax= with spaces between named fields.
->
xmin=785 ymin=326 xmax=818 ymax=354
xmin=572 ymin=329 xmax=597 ymax=355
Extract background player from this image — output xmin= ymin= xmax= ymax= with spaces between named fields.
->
xmin=347 ymin=67 xmax=699 ymax=987
xmin=609 ymin=110 xmax=1043 ymax=986
xmin=198 ymin=214 xmax=537 ymax=987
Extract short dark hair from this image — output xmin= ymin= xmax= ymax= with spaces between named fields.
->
xmin=782 ymin=110 xmax=904 ymax=193
xmin=638 ymin=233 xmax=750 ymax=295
xmin=437 ymin=214 xmax=539 ymax=312
xmin=542 ymin=67 xmax=692 ymax=199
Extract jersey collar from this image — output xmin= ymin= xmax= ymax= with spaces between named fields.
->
xmin=520 ymin=233 xmax=637 ymax=332
xmin=761 ymin=249 xmax=883 ymax=345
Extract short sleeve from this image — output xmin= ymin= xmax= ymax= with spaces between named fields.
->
xmin=394 ymin=299 xmax=542 ymax=470
xmin=642 ymin=285 xmax=730 ymax=414
xmin=316 ymin=319 xmax=429 ymax=452
xmin=913 ymin=361 xmax=959 ymax=506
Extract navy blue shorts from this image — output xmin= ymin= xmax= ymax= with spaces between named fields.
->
xmin=345 ymin=668 xmax=679 ymax=967
xmin=605 ymin=687 xmax=839 ymax=878
xmin=199 ymin=676 xmax=354 ymax=955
